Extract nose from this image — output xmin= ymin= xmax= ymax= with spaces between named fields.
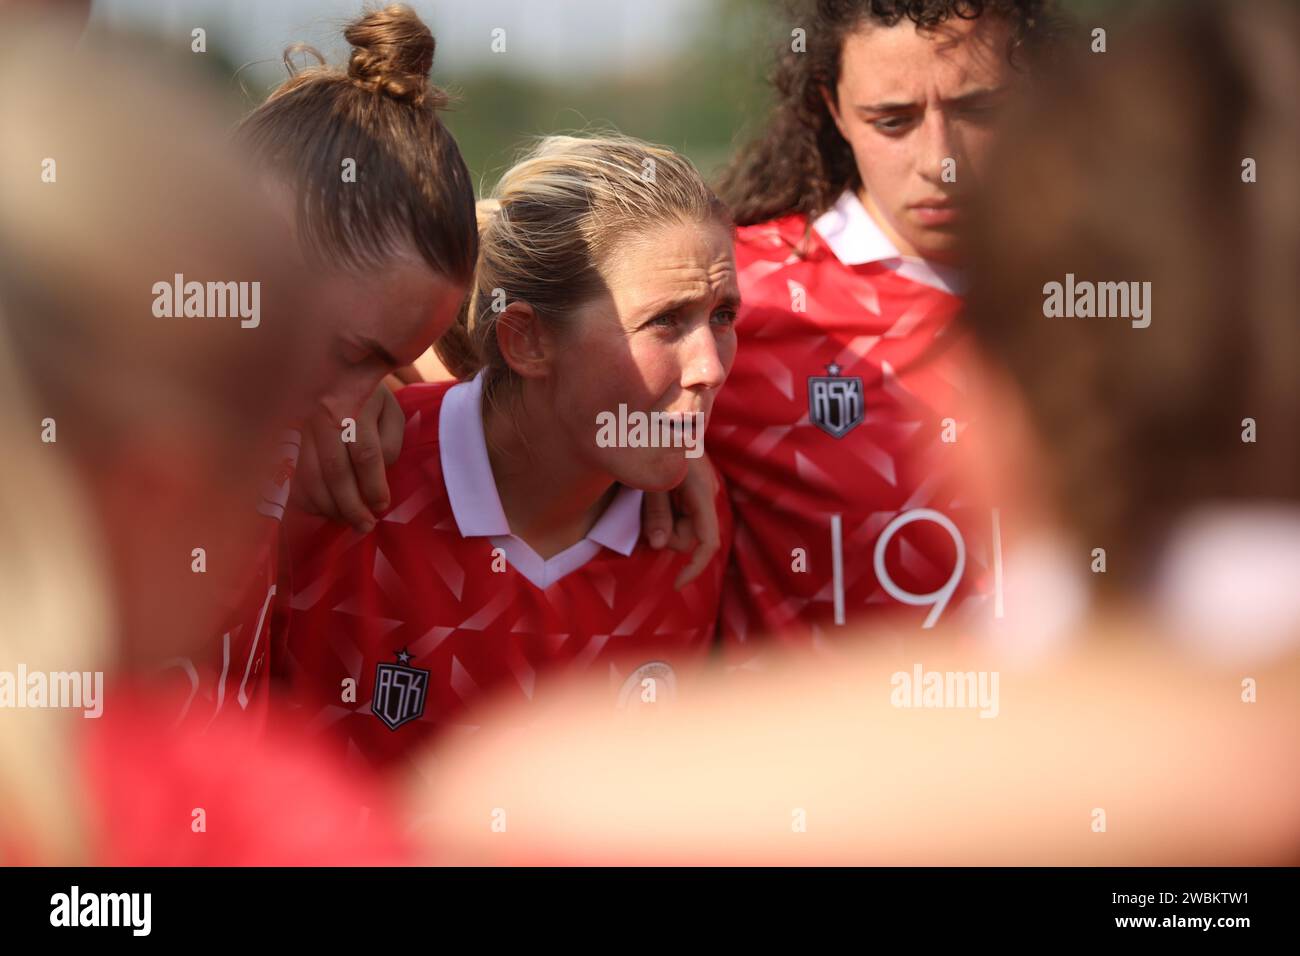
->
xmin=679 ymin=324 xmax=727 ymax=394
xmin=917 ymin=106 xmax=961 ymax=186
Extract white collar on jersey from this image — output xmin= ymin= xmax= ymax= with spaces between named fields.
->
xmin=439 ymin=370 xmax=644 ymax=589
xmin=811 ymin=190 xmax=968 ymax=296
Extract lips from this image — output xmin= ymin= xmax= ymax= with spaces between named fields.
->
xmin=660 ymin=411 xmax=706 ymax=432
xmin=910 ymin=199 xmax=962 ymax=226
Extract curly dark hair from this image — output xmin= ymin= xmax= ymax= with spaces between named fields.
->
xmin=718 ymin=0 xmax=1072 ymax=227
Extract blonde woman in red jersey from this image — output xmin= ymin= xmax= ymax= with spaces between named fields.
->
xmin=707 ymin=1 xmax=1071 ymax=653
xmin=285 ymin=135 xmax=739 ymax=768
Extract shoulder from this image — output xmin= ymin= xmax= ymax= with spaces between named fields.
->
xmin=734 ymin=213 xmax=821 ymax=263
xmin=733 ymin=213 xmax=838 ymax=312
xmin=286 ymin=382 xmax=459 ymax=571
xmin=394 ymin=380 xmax=456 ymax=450
xmin=383 ymin=379 xmax=459 ymax=494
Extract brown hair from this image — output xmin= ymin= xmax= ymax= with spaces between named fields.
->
xmin=434 ymin=134 xmax=731 ymax=401
xmin=235 ymin=4 xmax=477 ymax=283
xmin=961 ymin=0 xmax=1300 ymax=598
xmin=717 ymin=0 xmax=1071 ymax=227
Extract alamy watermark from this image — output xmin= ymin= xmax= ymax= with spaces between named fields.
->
xmin=595 ymin=404 xmax=705 ymax=459
xmin=890 ymin=663 xmax=999 ymax=718
xmin=50 ymin=886 xmax=151 ymax=936
xmin=1042 ymin=273 xmax=1151 ymax=329
xmin=151 ymin=274 xmax=260 ymax=328
xmin=0 ymin=665 xmax=103 ymax=718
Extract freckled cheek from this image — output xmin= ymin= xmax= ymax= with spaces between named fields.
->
xmin=627 ymin=338 xmax=691 ymax=402
xmin=855 ymin=141 xmax=907 ymax=199
xmin=551 ymin=342 xmax=629 ymax=445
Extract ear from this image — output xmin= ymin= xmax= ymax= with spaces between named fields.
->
xmin=820 ymin=83 xmax=848 ymax=140
xmin=495 ymin=301 xmax=554 ymax=380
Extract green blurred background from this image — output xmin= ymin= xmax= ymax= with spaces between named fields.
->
xmin=92 ymin=0 xmax=1133 ymax=193
xmin=436 ymin=0 xmax=1130 ymax=192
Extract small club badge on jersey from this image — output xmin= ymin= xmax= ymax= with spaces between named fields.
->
xmin=617 ymin=661 xmax=677 ymax=709
xmin=808 ymin=363 xmax=864 ymax=438
xmin=372 ymin=649 xmax=429 ymax=731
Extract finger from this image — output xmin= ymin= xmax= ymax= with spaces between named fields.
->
xmin=674 ymin=506 xmax=721 ymax=590
xmin=641 ymin=491 xmax=673 ymax=549
xmin=314 ymin=413 xmax=376 ymax=533
xmin=289 ymin=428 xmax=334 ymax=517
xmin=391 ymin=363 xmax=425 ymax=386
xmin=674 ymin=528 xmax=719 ymax=590
xmin=346 ymin=407 xmax=391 ymax=516
xmin=691 ymin=492 xmax=722 ymax=554
xmin=665 ymin=512 xmax=697 ymax=552
xmin=377 ymin=385 xmax=407 ymax=466
xmin=667 ymin=456 xmax=719 ymax=551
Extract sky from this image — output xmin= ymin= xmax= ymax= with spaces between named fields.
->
xmin=89 ymin=0 xmax=714 ymax=79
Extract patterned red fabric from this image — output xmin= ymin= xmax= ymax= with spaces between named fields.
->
xmin=284 ymin=382 xmax=732 ymax=769
xmin=712 ymin=213 xmax=993 ymax=657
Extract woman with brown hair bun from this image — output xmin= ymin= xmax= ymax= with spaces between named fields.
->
xmin=170 ymin=5 xmax=479 ymax=731
xmin=236 ymin=2 xmax=475 ymax=512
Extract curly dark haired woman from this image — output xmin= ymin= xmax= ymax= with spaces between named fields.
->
xmin=706 ymin=1 xmax=1073 ymax=655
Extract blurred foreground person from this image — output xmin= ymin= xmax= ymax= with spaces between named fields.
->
xmin=403 ymin=0 xmax=1300 ymax=865
xmin=0 ymin=22 xmax=407 ymax=864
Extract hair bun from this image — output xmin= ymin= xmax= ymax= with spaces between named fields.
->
xmin=344 ymin=4 xmax=443 ymax=107
xmin=475 ymin=198 xmax=502 ymax=234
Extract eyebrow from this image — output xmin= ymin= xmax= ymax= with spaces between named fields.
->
xmin=646 ymin=288 xmax=743 ymax=316
xmin=855 ymin=85 xmax=1007 ymax=114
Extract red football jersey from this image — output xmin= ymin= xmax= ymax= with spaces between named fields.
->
xmin=163 ymin=430 xmax=299 ymax=731
xmin=283 ymin=375 xmax=732 ymax=769
xmin=711 ymin=192 xmax=995 ymax=656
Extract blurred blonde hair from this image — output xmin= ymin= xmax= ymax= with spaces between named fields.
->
xmin=434 ymin=133 xmax=731 ymax=400
xmin=0 ymin=304 xmax=112 ymax=864
xmin=0 ymin=25 xmax=308 ymax=863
